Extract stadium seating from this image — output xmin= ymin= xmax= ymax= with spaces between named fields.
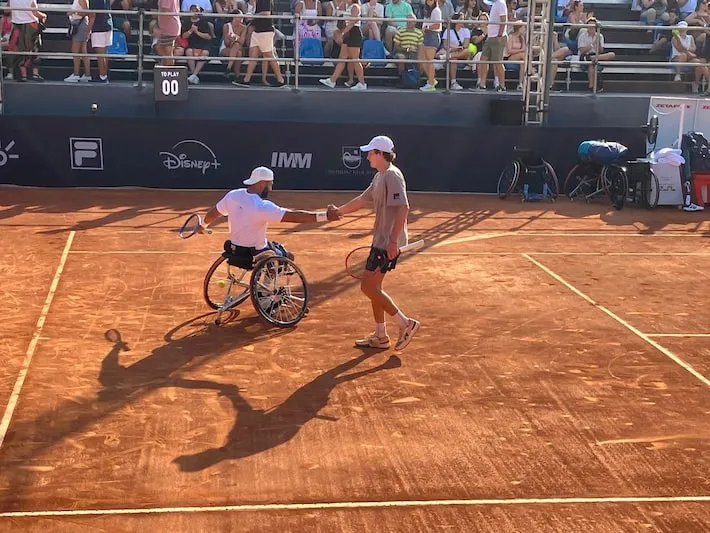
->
xmin=0 ymin=0 xmax=692 ymax=93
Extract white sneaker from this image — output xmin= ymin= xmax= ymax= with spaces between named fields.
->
xmin=5 ymin=72 xmax=13 ymax=80
xmin=188 ymin=74 xmax=200 ymax=85
xmin=350 ymin=82 xmax=367 ymax=91
xmin=674 ymin=74 xmax=682 ymax=82
xmin=80 ymin=74 xmax=91 ymax=83
xmin=683 ymin=202 xmax=705 ymax=212
xmin=419 ymin=83 xmax=435 ymax=92
xmin=354 ymin=333 xmax=391 ymax=349
xmin=450 ymin=81 xmax=463 ymax=91
xmin=319 ymin=78 xmax=336 ymax=88
xmin=395 ymin=319 xmax=420 ymax=351
xmin=64 ymin=73 xmax=81 ymax=83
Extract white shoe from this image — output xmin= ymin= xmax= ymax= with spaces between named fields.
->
xmin=350 ymin=82 xmax=367 ymax=91
xmin=319 ymin=78 xmax=336 ymax=88
xmin=683 ymin=202 xmax=705 ymax=212
xmin=450 ymin=81 xmax=463 ymax=91
xmin=64 ymin=73 xmax=81 ymax=83
xmin=419 ymin=83 xmax=435 ymax=92
xmin=5 ymin=72 xmax=14 ymax=80
xmin=80 ymin=74 xmax=91 ymax=83
xmin=395 ymin=319 xmax=420 ymax=351
xmin=188 ymin=74 xmax=200 ymax=84
xmin=354 ymin=333 xmax=391 ymax=349
xmin=674 ymin=74 xmax=682 ymax=82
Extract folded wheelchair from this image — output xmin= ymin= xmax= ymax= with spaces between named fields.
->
xmin=497 ymin=148 xmax=560 ymax=202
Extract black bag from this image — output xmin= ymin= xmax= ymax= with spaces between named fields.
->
xmin=681 ymin=132 xmax=710 ymax=172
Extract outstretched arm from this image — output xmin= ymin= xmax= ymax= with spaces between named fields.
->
xmin=202 ymin=206 xmax=223 ymax=228
xmin=281 ymin=207 xmax=340 ymax=223
xmin=334 ymin=191 xmax=371 ymax=216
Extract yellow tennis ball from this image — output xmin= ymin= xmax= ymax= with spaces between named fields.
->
xmin=217 ymin=280 xmax=226 ymax=288
xmin=468 ymin=43 xmax=478 ymax=55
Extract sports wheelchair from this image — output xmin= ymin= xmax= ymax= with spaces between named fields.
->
xmin=203 ymin=241 xmax=310 ymax=327
xmin=564 ymin=116 xmax=660 ymax=210
xmin=497 ymin=148 xmax=560 ymax=202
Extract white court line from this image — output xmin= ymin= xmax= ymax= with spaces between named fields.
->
xmin=67 ymin=250 xmax=710 ymax=256
xmin=0 ymin=231 xmax=76 ymax=449
xmin=1 ymin=495 xmax=709 ymax=518
xmin=523 ymin=254 xmax=710 ymax=388
xmin=647 ymin=334 xmax=710 ymax=338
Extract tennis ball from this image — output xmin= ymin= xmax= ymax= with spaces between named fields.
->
xmin=91 ymin=103 xmax=98 ymax=113
xmin=217 ymin=280 xmax=226 ymax=288
xmin=468 ymin=43 xmax=478 ymax=55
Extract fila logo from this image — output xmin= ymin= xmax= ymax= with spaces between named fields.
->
xmin=271 ymin=152 xmax=312 ymax=169
xmin=393 ymin=193 xmax=400 ymax=199
xmin=70 ymin=137 xmax=104 ymax=170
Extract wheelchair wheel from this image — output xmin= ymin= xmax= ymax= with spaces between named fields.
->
xmin=564 ymin=163 xmax=600 ymax=202
xmin=543 ymin=161 xmax=560 ymax=201
xmin=497 ymin=160 xmax=521 ymax=199
xmin=642 ymin=168 xmax=660 ymax=209
xmin=203 ymin=256 xmax=251 ymax=311
xmin=250 ymin=256 xmax=309 ymax=328
xmin=602 ymin=164 xmax=628 ymax=210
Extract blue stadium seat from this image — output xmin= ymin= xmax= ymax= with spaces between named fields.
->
xmin=107 ymin=31 xmax=128 ymax=55
xmin=361 ymin=39 xmax=387 ymax=67
xmin=300 ymin=38 xmax=324 ymax=66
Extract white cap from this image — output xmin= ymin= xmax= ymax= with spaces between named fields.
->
xmin=678 ymin=21 xmax=688 ymax=27
xmin=243 ymin=166 xmax=274 ymax=185
xmin=360 ymin=135 xmax=395 ymax=153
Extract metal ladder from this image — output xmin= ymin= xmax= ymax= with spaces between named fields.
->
xmin=522 ymin=0 xmax=555 ymax=125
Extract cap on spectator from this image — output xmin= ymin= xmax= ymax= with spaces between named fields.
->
xmin=360 ymin=135 xmax=395 ymax=153
xmin=243 ymin=166 xmax=274 ymax=185
xmin=678 ymin=21 xmax=688 ymax=27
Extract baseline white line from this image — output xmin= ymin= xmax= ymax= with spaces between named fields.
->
xmin=647 ymin=334 xmax=710 ymax=338
xmin=67 ymin=250 xmax=710 ymax=256
xmin=0 ymin=231 xmax=76 ymax=449
xmin=1 ymin=495 xmax=709 ymax=518
xmin=523 ymin=254 xmax=710 ymax=388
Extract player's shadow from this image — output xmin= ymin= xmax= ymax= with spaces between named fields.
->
xmin=172 ymin=352 xmax=402 ymax=472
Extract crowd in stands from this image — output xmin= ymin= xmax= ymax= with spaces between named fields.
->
xmin=2 ymin=0 xmax=710 ymax=92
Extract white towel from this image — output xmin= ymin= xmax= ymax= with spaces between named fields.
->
xmin=650 ymin=148 xmax=685 ymax=167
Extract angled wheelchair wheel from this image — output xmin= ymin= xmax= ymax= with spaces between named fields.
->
xmin=250 ymin=256 xmax=309 ymax=328
xmin=203 ymin=255 xmax=251 ymax=311
xmin=602 ymin=164 xmax=628 ymax=210
xmin=543 ymin=161 xmax=560 ymax=201
xmin=497 ymin=160 xmax=521 ymax=199
xmin=644 ymin=168 xmax=660 ymax=209
xmin=564 ymin=163 xmax=600 ymax=202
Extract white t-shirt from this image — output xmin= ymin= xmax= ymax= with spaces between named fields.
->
xmin=362 ymin=2 xmax=384 ymax=19
xmin=215 ymin=188 xmax=287 ymax=249
xmin=487 ymin=0 xmax=508 ymax=38
xmin=10 ymin=0 xmax=39 ymax=25
xmin=577 ymin=30 xmax=604 ymax=53
xmin=423 ymin=6 xmax=442 ymax=31
xmin=444 ymin=27 xmax=470 ymax=50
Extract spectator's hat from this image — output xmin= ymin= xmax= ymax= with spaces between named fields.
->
xmin=244 ymin=166 xmax=275 ymax=185
xmin=678 ymin=21 xmax=688 ymax=27
xmin=360 ymin=135 xmax=395 ymax=153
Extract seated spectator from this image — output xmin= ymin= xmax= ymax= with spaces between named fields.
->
xmin=221 ymin=10 xmax=247 ymax=80
xmin=294 ymin=0 xmax=322 ymax=24
xmin=439 ymin=12 xmax=470 ymax=89
xmin=563 ymin=0 xmax=586 ymax=53
xmin=384 ymin=0 xmax=414 ymax=56
xmin=650 ymin=7 xmax=680 ymax=53
xmin=361 ymin=0 xmax=383 ymax=41
xmin=504 ymin=19 xmax=525 ymax=90
xmin=182 ymin=0 xmax=213 ymax=11
xmin=439 ymin=0 xmax=455 ymax=21
xmin=679 ymin=0 xmax=698 ymax=20
xmin=686 ymin=0 xmax=710 ymax=50
xmin=181 ymin=4 xmax=215 ymax=84
xmin=213 ymin=0 xmax=239 ymax=38
xmin=671 ymin=20 xmax=696 ymax=80
xmin=2 ymin=9 xmax=13 ymax=53
xmin=393 ymin=13 xmax=422 ymax=74
xmin=111 ymin=0 xmax=133 ymax=40
xmin=507 ymin=0 xmax=518 ymax=21
xmin=577 ymin=17 xmax=615 ymax=91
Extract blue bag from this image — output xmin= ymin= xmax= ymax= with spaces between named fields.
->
xmin=578 ymin=140 xmax=629 ymax=164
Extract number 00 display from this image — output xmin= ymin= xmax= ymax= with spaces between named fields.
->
xmin=162 ymin=79 xmax=180 ymax=96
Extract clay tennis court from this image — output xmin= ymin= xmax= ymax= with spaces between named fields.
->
xmin=1 ymin=188 xmax=709 ymax=532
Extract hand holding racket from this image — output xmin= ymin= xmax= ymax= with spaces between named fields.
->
xmin=178 ymin=213 xmax=212 ymax=239
xmin=345 ymin=239 xmax=425 ymax=279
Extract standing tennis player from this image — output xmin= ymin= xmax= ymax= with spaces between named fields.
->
xmin=331 ymin=135 xmax=420 ymax=350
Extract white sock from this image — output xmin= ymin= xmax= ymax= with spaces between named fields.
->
xmin=394 ymin=311 xmax=409 ymax=329
xmin=494 ymin=77 xmax=500 ymax=88
xmin=375 ymin=322 xmax=387 ymax=338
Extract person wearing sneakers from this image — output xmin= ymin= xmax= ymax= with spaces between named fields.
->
xmin=64 ymin=0 xmax=91 ymax=82
xmin=87 ymin=0 xmax=114 ymax=83
xmin=419 ymin=0 xmax=442 ymax=92
xmin=329 ymin=136 xmax=420 ymax=351
xmin=319 ymin=0 xmax=367 ymax=91
xmin=198 ymin=166 xmax=341 ymax=260
xmin=475 ymin=0 xmax=507 ymax=91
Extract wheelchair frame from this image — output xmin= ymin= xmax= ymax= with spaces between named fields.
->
xmin=203 ymin=244 xmax=310 ymax=328
xmin=497 ymin=149 xmax=560 ymax=203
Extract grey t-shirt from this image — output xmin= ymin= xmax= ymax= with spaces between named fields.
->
xmin=361 ymin=164 xmax=409 ymax=249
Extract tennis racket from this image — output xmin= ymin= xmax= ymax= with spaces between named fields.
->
xmin=345 ymin=239 xmax=425 ymax=280
xmin=178 ymin=213 xmax=212 ymax=239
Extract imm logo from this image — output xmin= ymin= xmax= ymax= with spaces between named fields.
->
xmin=271 ymin=152 xmax=312 ymax=169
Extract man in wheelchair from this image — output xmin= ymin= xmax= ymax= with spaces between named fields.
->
xmin=199 ymin=166 xmax=340 ymax=263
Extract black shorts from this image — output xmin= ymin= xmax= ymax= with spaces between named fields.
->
xmin=365 ymin=247 xmax=399 ymax=274
xmin=343 ymin=26 xmax=363 ymax=48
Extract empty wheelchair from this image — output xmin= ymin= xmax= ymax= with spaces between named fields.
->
xmin=497 ymin=148 xmax=560 ymax=202
xmin=203 ymin=241 xmax=310 ymax=327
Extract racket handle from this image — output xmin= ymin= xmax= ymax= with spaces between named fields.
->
xmin=204 ymin=228 xmax=212 ymax=235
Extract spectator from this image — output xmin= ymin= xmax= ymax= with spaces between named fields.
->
xmin=220 ymin=10 xmax=247 ymax=80
xmin=110 ymin=0 xmax=132 ymax=40
xmin=419 ymin=0 xmax=442 ymax=92
xmin=650 ymin=7 xmax=679 ymax=53
xmin=475 ymin=0 xmax=507 ymax=91
xmin=294 ymin=0 xmax=322 ymax=20
xmin=182 ymin=0 xmax=212 ymax=11
xmin=679 ymin=0 xmax=697 ymax=20
xmin=65 ymin=0 xmax=91 ymax=82
xmin=507 ymin=0 xmax=518 ymax=21
xmin=7 ymin=0 xmax=46 ymax=81
xmin=361 ymin=0 xmax=383 ymax=41
xmin=87 ymin=0 xmax=113 ymax=83
xmin=155 ymin=0 xmax=181 ymax=66
xmin=213 ymin=0 xmax=239 ymax=37
xmin=671 ymin=20 xmax=696 ymax=80
xmin=439 ymin=0 xmax=455 ymax=21
xmin=635 ymin=0 xmax=670 ymax=26
xmin=563 ymin=0 xmax=585 ymax=52
xmin=324 ymin=0 xmax=348 ymax=57
xmin=235 ymin=0 xmax=287 ymax=86
xmin=384 ymin=0 xmax=414 ymax=55
xmin=440 ymin=11 xmax=469 ymax=90
xmin=319 ymin=0 xmax=367 ymax=90
xmin=181 ymin=5 xmax=214 ymax=84
xmin=685 ymin=0 xmax=710 ymax=50
xmin=577 ymin=17 xmax=615 ymax=91
xmin=393 ymin=13 xmax=422 ymax=74
xmin=298 ymin=16 xmax=321 ymax=39
xmin=504 ymin=19 xmax=525 ymax=90
xmin=1 ymin=9 xmax=11 ymax=53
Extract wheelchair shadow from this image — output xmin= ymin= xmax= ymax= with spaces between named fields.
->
xmin=173 ymin=352 xmax=402 ymax=472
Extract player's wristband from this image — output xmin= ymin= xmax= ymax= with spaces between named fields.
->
xmin=316 ymin=211 xmax=327 ymax=223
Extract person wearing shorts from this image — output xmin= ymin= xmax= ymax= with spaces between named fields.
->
xmin=329 ymin=136 xmax=421 ymax=351
xmin=156 ymin=0 xmax=180 ymax=66
xmin=418 ymin=0 xmax=441 ymax=92
xmin=319 ymin=0 xmax=367 ymax=90
xmin=87 ymin=0 xmax=113 ymax=83
xmin=234 ymin=0 xmax=286 ymax=87
xmin=65 ymin=0 xmax=91 ymax=82
xmin=476 ymin=0 xmax=507 ymax=91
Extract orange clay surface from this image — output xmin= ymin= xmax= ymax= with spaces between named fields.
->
xmin=0 ymin=188 xmax=709 ymax=532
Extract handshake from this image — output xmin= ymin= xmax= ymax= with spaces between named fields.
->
xmin=326 ymin=204 xmax=343 ymax=221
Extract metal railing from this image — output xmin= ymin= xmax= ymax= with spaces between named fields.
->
xmin=1 ymin=4 xmax=709 ymax=96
